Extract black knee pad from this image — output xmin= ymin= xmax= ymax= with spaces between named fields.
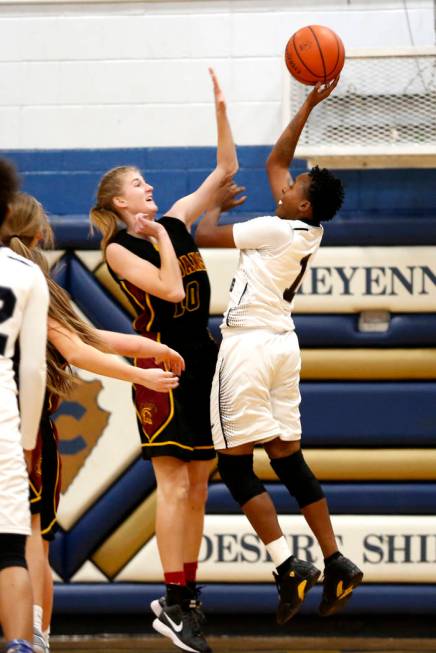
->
xmin=217 ymin=452 xmax=266 ymax=507
xmin=0 ymin=533 xmax=27 ymax=571
xmin=270 ymin=450 xmax=325 ymax=509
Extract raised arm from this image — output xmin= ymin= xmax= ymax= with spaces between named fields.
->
xmin=48 ymin=320 xmax=179 ymax=393
xmin=195 ymin=180 xmax=247 ymax=248
xmin=266 ymin=78 xmax=339 ymax=203
xmin=19 ymin=268 xmax=49 ymax=450
xmin=167 ymin=68 xmax=238 ymax=227
xmin=106 ymin=216 xmax=184 ymax=303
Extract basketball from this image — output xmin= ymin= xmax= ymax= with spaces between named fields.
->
xmin=285 ymin=25 xmax=345 ymax=85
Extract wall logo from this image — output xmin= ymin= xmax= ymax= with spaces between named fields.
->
xmin=54 ymin=378 xmax=110 ymax=492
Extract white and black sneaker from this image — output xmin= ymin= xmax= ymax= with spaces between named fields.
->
xmin=152 ymin=603 xmax=211 ymax=653
xmin=151 ymin=586 xmax=206 ymax=624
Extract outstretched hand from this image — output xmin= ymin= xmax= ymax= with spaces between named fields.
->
xmin=154 ymin=347 xmax=185 ymax=376
xmin=137 ymin=368 xmax=180 ymax=393
xmin=221 ymin=181 xmax=247 ymax=213
xmin=209 ymin=67 xmax=226 ymax=112
xmin=306 ymin=77 xmax=340 ymax=108
xmin=133 ymin=213 xmax=164 ymax=239
xmin=212 ymin=177 xmax=247 ymax=213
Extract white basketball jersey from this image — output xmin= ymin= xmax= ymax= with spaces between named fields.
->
xmin=222 ymin=216 xmax=323 ymax=333
xmin=0 ymin=246 xmax=48 ymax=449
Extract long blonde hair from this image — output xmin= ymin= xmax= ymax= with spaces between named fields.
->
xmin=90 ymin=165 xmax=138 ymax=251
xmin=4 ymin=192 xmax=103 ymax=398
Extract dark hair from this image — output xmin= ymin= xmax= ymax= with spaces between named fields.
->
xmin=0 ymin=158 xmax=20 ymax=228
xmin=307 ymin=165 xmax=344 ymax=224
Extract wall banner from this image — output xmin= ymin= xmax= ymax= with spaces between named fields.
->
xmin=203 ymin=247 xmax=436 ymax=314
xmin=116 ymin=514 xmax=436 ymax=584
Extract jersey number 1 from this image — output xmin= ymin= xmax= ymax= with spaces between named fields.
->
xmin=0 ymin=287 xmax=17 ymax=355
xmin=283 ymin=254 xmax=311 ymax=303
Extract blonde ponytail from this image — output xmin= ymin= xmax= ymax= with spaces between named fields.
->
xmin=89 ymin=206 xmax=120 ymax=251
xmin=90 ymin=165 xmax=138 ymax=252
xmin=2 ymin=192 xmax=53 ymax=250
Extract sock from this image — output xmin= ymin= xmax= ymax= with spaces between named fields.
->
xmin=33 ymin=604 xmax=43 ymax=633
xmin=184 ymin=561 xmax=198 ymax=585
xmin=324 ymin=550 xmax=341 ymax=566
xmin=164 ymin=570 xmax=185 ymax=586
xmin=165 ymin=583 xmax=190 ymax=607
xmin=266 ymin=536 xmax=292 ymax=569
xmin=43 ymin=627 xmax=50 ymax=647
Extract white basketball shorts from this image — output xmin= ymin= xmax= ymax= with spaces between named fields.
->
xmin=0 ymin=404 xmax=31 ymax=535
xmin=211 ymin=329 xmax=302 ymax=450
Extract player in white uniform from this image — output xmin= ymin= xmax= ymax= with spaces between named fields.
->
xmin=0 ymin=158 xmax=49 ymax=653
xmin=196 ymin=80 xmax=363 ymax=623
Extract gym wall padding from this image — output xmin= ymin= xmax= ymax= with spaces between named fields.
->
xmin=3 ymin=147 xmax=433 ymax=614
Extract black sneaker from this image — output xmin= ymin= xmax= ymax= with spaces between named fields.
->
xmin=151 ymin=586 xmax=206 ymax=625
xmin=319 ymin=554 xmax=363 ymax=616
xmin=273 ymin=557 xmax=321 ymax=624
xmin=150 ymin=595 xmax=166 ymax=617
xmin=152 ymin=603 xmax=211 ymax=653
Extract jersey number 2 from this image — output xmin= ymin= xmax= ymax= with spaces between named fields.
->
xmin=0 ymin=286 xmax=17 ymax=355
xmin=283 ymin=254 xmax=311 ymax=303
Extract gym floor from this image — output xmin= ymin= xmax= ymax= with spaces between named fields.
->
xmin=49 ymin=615 xmax=436 ymax=653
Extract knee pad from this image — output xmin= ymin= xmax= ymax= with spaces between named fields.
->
xmin=270 ymin=450 xmax=325 ymax=509
xmin=0 ymin=534 xmax=27 ymax=571
xmin=217 ymin=452 xmax=265 ymax=507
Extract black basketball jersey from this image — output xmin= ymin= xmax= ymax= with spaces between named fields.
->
xmin=108 ymin=217 xmax=211 ymax=343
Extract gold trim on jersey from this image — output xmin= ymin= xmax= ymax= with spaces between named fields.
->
xmin=29 ymin=479 xmax=42 ymax=503
xmin=41 ymin=428 xmax=61 ymax=537
xmin=144 ymin=292 xmax=155 ymax=332
xmin=120 ymin=279 xmax=144 ymax=311
xmin=142 ymin=440 xmax=193 ymax=451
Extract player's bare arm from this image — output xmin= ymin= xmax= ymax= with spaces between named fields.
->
xmin=96 ymin=330 xmax=185 ymax=376
xmin=266 ymin=77 xmax=339 ymax=203
xmin=167 ymin=68 xmax=239 ymax=227
xmin=106 ymin=216 xmax=185 ymax=303
xmin=48 ymin=319 xmax=179 ymax=393
xmin=195 ymin=180 xmax=247 ymax=248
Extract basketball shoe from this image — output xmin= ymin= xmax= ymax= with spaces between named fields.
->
xmin=273 ymin=556 xmax=321 ymax=624
xmin=151 ymin=585 xmax=206 ymax=624
xmin=152 ymin=602 xmax=211 ymax=653
xmin=4 ymin=640 xmax=34 ymax=653
xmin=319 ymin=553 xmax=363 ymax=616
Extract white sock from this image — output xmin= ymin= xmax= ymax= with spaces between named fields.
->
xmin=33 ymin=605 xmax=43 ymax=633
xmin=266 ymin=536 xmax=292 ymax=569
xmin=43 ymin=627 xmax=50 ymax=647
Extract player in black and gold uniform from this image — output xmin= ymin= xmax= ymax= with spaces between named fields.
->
xmin=90 ymin=69 xmax=239 ymax=653
xmin=110 ymin=222 xmax=217 ymax=461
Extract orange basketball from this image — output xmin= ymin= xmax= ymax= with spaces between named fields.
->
xmin=285 ymin=25 xmax=345 ymax=85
